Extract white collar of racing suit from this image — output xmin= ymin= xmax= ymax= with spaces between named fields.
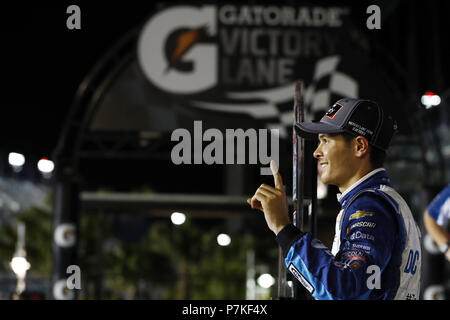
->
xmin=336 ymin=168 xmax=387 ymax=203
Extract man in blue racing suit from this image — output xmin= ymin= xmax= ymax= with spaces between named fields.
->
xmin=248 ymin=98 xmax=422 ymax=300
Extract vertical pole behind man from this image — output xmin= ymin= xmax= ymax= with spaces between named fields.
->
xmin=291 ymin=82 xmax=310 ymax=300
xmin=278 ymin=81 xmax=318 ymax=299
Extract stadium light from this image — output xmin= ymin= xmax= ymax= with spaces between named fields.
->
xmin=8 ymin=152 xmax=25 ymax=171
xmin=257 ymin=273 xmax=275 ymax=289
xmin=171 ymin=212 xmax=186 ymax=225
xmin=217 ymin=233 xmax=231 ymax=246
xmin=37 ymin=158 xmax=55 ymax=174
xmin=10 ymin=223 xmax=30 ymax=295
xmin=10 ymin=256 xmax=30 ymax=279
xmin=421 ymin=91 xmax=441 ymax=109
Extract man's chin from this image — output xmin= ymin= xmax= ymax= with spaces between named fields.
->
xmin=320 ymin=176 xmax=335 ymax=186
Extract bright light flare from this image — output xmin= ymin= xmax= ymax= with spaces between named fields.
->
xmin=37 ymin=158 xmax=54 ymax=173
xmin=217 ymin=233 xmax=231 ymax=246
xmin=10 ymin=257 xmax=30 ymax=278
xmin=257 ymin=273 xmax=275 ymax=288
xmin=421 ymin=92 xmax=441 ymax=109
xmin=171 ymin=212 xmax=186 ymax=225
xmin=8 ymin=152 xmax=25 ymax=167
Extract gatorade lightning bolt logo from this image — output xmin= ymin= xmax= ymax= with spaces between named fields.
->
xmin=171 ymin=29 xmax=199 ymax=62
xmin=165 ymin=26 xmax=208 ymax=73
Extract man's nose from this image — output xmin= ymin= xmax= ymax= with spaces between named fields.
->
xmin=313 ymin=145 xmax=322 ymax=159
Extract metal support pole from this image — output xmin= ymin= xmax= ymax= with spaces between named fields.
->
xmin=51 ymin=161 xmax=80 ymax=300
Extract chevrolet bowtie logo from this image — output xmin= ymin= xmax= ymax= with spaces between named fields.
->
xmin=349 ymin=211 xmax=374 ymax=220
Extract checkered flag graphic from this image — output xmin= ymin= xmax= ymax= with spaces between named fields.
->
xmin=304 ymin=55 xmax=358 ymax=119
xmin=270 ymin=55 xmax=359 ymax=137
xmin=191 ymin=55 xmax=359 ymax=139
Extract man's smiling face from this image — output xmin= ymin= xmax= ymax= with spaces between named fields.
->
xmin=313 ymin=133 xmax=357 ymax=188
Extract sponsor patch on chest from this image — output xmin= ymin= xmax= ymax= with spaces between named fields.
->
xmin=349 ymin=211 xmax=374 ymax=220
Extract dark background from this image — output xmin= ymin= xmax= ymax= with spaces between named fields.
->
xmin=0 ymin=0 xmax=448 ymax=301
xmin=0 ymin=0 xmax=449 ymax=193
xmin=1 ymin=0 xmax=449 ymax=155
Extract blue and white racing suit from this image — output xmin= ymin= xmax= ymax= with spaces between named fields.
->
xmin=276 ymin=168 xmax=422 ymax=300
xmin=427 ymin=184 xmax=450 ymax=229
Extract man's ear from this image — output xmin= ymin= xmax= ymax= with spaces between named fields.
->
xmin=354 ymin=136 xmax=370 ymax=158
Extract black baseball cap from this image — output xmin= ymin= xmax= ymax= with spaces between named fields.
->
xmin=295 ymin=98 xmax=398 ymax=151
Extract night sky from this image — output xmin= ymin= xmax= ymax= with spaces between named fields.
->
xmin=0 ymin=1 xmax=157 ymax=156
xmin=0 ymin=1 xmax=449 ymax=191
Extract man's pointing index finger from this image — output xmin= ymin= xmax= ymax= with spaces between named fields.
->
xmin=270 ymin=160 xmax=284 ymax=191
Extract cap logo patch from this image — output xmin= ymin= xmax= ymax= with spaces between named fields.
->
xmin=325 ymin=103 xmax=343 ymax=119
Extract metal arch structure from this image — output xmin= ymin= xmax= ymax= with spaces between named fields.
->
xmin=49 ymin=20 xmax=258 ymax=300
xmin=50 ymin=25 xmax=173 ymax=300
xmin=53 ymin=25 xmax=170 ymax=168
xmin=48 ymin=1 xmax=450 ymax=300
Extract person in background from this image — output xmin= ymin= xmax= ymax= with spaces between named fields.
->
xmin=424 ymin=184 xmax=450 ymax=261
